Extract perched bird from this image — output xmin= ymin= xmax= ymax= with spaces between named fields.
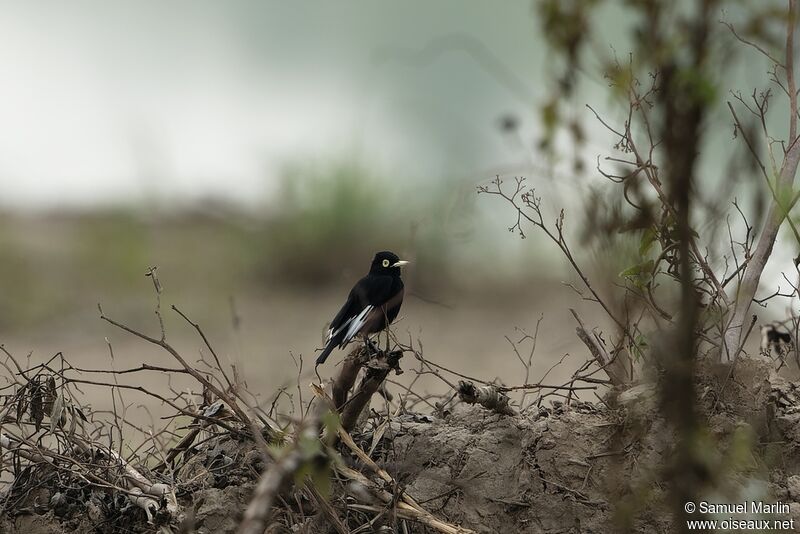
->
xmin=316 ymin=251 xmax=409 ymax=365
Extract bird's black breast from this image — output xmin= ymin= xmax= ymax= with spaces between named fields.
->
xmin=354 ymin=274 xmax=404 ymax=334
xmin=359 ymin=274 xmax=402 ymax=305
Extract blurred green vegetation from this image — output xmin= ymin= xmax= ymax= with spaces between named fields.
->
xmin=261 ymin=162 xmax=402 ymax=285
xmin=256 ymin=161 xmax=489 ymax=296
xmin=0 ymin=162 xmax=499 ymax=331
xmin=0 ymin=210 xmax=262 ymax=331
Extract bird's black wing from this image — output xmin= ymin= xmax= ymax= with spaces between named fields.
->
xmin=327 ymin=286 xmax=361 ymax=341
xmin=316 ymin=291 xmax=356 ymax=364
xmin=337 ymin=275 xmax=399 ymax=343
xmin=331 ymin=275 xmax=394 ymax=342
xmin=316 ymin=276 xmax=395 ymax=365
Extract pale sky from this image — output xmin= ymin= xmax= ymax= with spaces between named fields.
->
xmin=1 ymin=1 xmax=796 ymax=313
xmin=0 ymin=1 xmax=546 ymax=209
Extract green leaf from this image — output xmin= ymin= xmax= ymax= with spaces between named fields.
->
xmin=299 ymin=433 xmax=322 ymax=458
xmin=308 ymin=464 xmax=333 ymax=499
xmin=619 ymin=260 xmax=655 ymax=279
xmin=639 ymin=227 xmax=657 ymax=257
xmin=321 ymin=410 xmax=340 ymax=434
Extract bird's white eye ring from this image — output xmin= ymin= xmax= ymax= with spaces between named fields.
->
xmin=382 ymin=259 xmax=390 ymax=267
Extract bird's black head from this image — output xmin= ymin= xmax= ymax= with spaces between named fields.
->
xmin=369 ymin=251 xmax=409 ymax=276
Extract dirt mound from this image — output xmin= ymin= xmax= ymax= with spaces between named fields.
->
xmin=377 ymin=406 xmax=622 ymax=533
xmin=4 ymin=355 xmax=800 ymax=533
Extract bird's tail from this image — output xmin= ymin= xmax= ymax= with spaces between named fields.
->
xmin=315 ymin=341 xmax=337 ymax=365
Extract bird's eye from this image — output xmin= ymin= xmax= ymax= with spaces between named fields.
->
xmin=382 ymin=259 xmax=390 ymax=267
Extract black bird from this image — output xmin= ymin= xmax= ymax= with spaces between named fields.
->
xmin=316 ymin=251 xmax=408 ymax=365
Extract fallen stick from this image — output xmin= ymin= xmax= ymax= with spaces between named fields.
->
xmin=339 ymin=348 xmax=403 ymax=432
xmin=237 ymin=418 xmax=319 ymax=534
xmin=1 ymin=431 xmax=167 ymax=521
xmin=311 ymin=384 xmax=475 ymax=534
xmin=570 ymin=309 xmax=629 ymax=387
xmin=153 ymin=427 xmax=200 ymax=473
xmin=456 ymin=380 xmax=517 ymax=416
xmin=304 ymin=483 xmax=350 ymax=534
xmin=0 ymin=432 xmax=47 ymax=463
xmin=333 ymin=348 xmax=362 ymax=410
xmin=337 ymin=463 xmax=474 ymax=534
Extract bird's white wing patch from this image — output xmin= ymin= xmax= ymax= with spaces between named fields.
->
xmin=328 ymin=305 xmax=374 ymax=346
xmin=342 ymin=305 xmax=374 ymax=344
xmin=330 ymin=320 xmax=351 ymax=341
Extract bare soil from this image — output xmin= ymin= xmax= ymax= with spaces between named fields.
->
xmin=3 ymin=354 xmax=800 ymax=534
